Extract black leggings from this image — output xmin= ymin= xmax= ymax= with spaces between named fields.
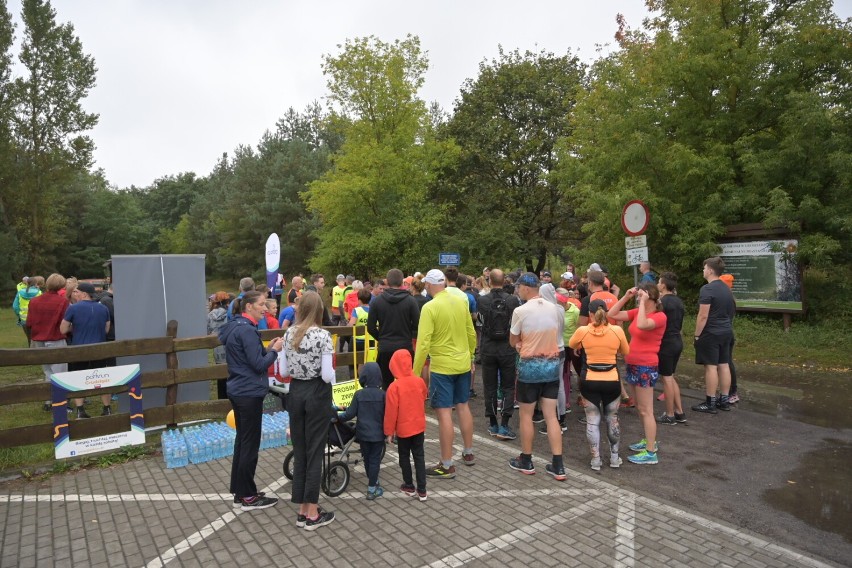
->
xmin=288 ymin=378 xmax=333 ymax=504
xmin=397 ymin=432 xmax=426 ymax=492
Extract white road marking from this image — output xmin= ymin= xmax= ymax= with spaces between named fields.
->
xmin=422 ymin=498 xmax=605 ymax=568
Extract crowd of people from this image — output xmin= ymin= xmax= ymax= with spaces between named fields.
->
xmin=12 ymin=275 xmax=116 ymax=418
xmin=216 ymin=256 xmax=739 ymax=530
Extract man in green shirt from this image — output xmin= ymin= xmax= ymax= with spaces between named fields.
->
xmin=413 ymin=269 xmax=477 ymax=479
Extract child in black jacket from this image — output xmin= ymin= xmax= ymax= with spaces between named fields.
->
xmin=337 ymin=362 xmax=386 ymax=499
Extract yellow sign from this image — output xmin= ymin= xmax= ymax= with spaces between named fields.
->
xmin=333 ymin=379 xmax=360 ymax=408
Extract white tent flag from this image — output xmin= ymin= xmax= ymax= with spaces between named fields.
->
xmin=265 ymin=233 xmax=280 ymax=291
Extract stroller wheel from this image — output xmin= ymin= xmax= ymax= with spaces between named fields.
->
xmin=322 ymin=460 xmax=350 ymax=497
xmin=283 ymin=450 xmax=295 ymax=480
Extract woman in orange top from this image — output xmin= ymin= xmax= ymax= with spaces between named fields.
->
xmin=568 ymin=299 xmax=629 ymax=471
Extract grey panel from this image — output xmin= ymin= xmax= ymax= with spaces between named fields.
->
xmin=111 ymin=255 xmax=210 ymax=412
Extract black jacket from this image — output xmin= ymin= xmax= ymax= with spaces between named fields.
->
xmin=366 ymin=288 xmax=420 ymax=353
xmin=338 ymin=363 xmax=385 ymax=442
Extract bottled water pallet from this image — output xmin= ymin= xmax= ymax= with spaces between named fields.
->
xmin=162 ymin=411 xmax=290 ymax=469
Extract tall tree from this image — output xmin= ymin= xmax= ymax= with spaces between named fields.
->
xmin=11 ymin=0 xmax=97 ymax=271
xmin=304 ymin=35 xmax=455 ymax=277
xmin=561 ymin=0 xmax=852 ymax=296
xmin=0 ymin=0 xmax=20 ymax=284
xmin=445 ymin=48 xmax=586 ymax=273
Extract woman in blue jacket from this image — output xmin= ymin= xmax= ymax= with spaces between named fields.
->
xmin=218 ymin=291 xmax=283 ymax=511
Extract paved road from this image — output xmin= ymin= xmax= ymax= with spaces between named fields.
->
xmin=0 ymin=409 xmax=845 ymax=568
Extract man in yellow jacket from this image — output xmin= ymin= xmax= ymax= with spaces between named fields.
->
xmin=413 ymin=269 xmax=477 ymax=479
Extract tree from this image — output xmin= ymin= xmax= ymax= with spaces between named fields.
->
xmin=444 ymin=48 xmax=586 ymax=274
xmin=0 ymin=0 xmax=20 ymax=285
xmin=561 ymin=0 xmax=852 ymax=296
xmin=304 ymin=35 xmax=455 ymax=277
xmin=9 ymin=0 xmax=97 ymax=271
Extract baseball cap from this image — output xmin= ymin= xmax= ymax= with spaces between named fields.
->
xmin=77 ymin=282 xmax=97 ymax=296
xmin=423 ymin=269 xmax=446 ymax=285
xmin=588 ymin=263 xmax=602 ymax=272
xmin=516 ymin=272 xmax=540 ymax=288
xmin=588 ymin=299 xmax=608 ymax=315
xmin=561 ymin=271 xmax=573 ymax=281
xmin=336 ymin=274 xmax=345 ymax=281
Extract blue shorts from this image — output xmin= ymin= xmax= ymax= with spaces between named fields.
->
xmin=625 ymin=364 xmax=659 ymax=388
xmin=429 ymin=371 xmax=471 ymax=408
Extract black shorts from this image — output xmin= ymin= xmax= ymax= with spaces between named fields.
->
xmin=694 ymin=333 xmax=732 ymax=366
xmin=658 ymin=348 xmax=682 ymax=376
xmin=579 ymin=379 xmax=621 ymax=410
xmin=68 ymin=359 xmax=112 ymax=372
xmin=516 ymin=380 xmax=559 ymax=404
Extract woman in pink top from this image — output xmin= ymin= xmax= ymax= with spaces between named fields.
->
xmin=608 ymin=282 xmax=666 ymax=465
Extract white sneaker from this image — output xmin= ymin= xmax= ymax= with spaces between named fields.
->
xmin=590 ymin=457 xmax=602 ymax=471
xmin=610 ymin=455 xmax=622 ymax=468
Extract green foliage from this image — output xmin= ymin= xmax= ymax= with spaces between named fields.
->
xmin=560 ymin=0 xmax=852 ymax=300
xmin=305 ymin=36 xmax=455 ymax=277
xmin=6 ymin=0 xmax=98 ymax=273
xmin=443 ymin=47 xmax=586 ymax=274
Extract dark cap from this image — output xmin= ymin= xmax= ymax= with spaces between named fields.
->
xmin=588 ymin=299 xmax=608 ymax=315
xmin=76 ymin=282 xmax=97 ymax=296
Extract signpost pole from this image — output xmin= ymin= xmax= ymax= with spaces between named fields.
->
xmin=634 ymin=265 xmax=638 ymax=289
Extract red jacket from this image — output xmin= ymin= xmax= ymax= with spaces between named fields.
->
xmin=26 ymin=291 xmax=69 ymax=341
xmin=384 ymin=349 xmax=427 ymax=438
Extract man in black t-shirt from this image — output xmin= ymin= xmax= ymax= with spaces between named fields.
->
xmin=477 ymin=269 xmax=521 ymax=440
xmin=692 ymin=256 xmax=736 ymax=414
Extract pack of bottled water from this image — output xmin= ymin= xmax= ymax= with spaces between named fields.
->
xmin=162 ymin=411 xmax=290 ymax=469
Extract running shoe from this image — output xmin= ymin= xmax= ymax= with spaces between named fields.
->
xmin=657 ymin=413 xmax=677 ymax=426
xmin=628 ymin=438 xmax=659 ymax=452
xmin=691 ymin=401 xmax=718 ymax=414
xmin=716 ymin=397 xmax=731 ymax=412
xmin=628 ymin=450 xmax=658 ymax=465
xmin=508 ymin=456 xmax=535 ymax=475
xmin=577 ymin=416 xmax=587 ymax=425
xmin=727 ymin=393 xmax=740 ymax=404
xmin=487 ymin=424 xmax=499 ymax=437
xmin=426 ymin=463 xmax=456 ymax=479
xmin=417 ymin=490 xmax=428 ymax=502
xmin=495 ymin=426 xmax=517 ymax=441
xmin=366 ymin=486 xmax=384 ymax=500
xmin=400 ymin=484 xmax=416 ymax=497
xmin=620 ymin=397 xmax=636 ymax=408
xmin=674 ymin=412 xmax=687 ymax=423
xmin=610 ymin=455 xmax=623 ymax=468
xmin=240 ymin=495 xmax=278 ymax=511
xmin=545 ymin=463 xmax=567 ymax=481
xmin=590 ymin=457 xmax=602 ymax=471
xmin=532 ymin=411 xmax=545 ymax=424
xmin=233 ymin=492 xmax=266 ymax=507
xmin=462 ymin=452 xmax=475 ymax=466
xmin=304 ymin=510 xmax=335 ymax=530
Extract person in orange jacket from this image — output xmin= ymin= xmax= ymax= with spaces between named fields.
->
xmin=384 ymin=349 xmax=428 ymax=501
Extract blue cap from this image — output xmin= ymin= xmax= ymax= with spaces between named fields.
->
xmin=516 ymin=272 xmax=540 ymax=288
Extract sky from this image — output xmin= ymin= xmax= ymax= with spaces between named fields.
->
xmin=8 ymin=0 xmax=852 ymax=189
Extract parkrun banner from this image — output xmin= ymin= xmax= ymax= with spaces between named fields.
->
xmin=265 ymin=233 xmax=280 ymax=291
xmin=717 ymin=240 xmax=802 ymax=312
xmin=51 ymin=364 xmax=144 ymax=459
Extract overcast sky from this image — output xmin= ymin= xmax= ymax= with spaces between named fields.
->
xmin=8 ymin=1 xmax=852 ymax=189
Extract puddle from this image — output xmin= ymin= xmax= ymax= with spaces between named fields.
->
xmin=763 ymin=441 xmax=852 ymax=543
xmin=675 ymin=363 xmax=852 ymax=429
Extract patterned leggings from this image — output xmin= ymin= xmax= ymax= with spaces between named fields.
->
xmin=582 ymin=395 xmax=621 ymax=459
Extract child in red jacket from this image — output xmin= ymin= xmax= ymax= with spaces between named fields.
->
xmin=384 ymin=349 xmax=428 ymax=501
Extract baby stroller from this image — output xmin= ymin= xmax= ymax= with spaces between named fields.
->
xmin=282 ymin=417 xmax=386 ymax=497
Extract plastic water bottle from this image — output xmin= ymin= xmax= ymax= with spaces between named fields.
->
xmin=176 ymin=433 xmax=188 ymax=467
xmin=162 ymin=430 xmax=173 ymax=468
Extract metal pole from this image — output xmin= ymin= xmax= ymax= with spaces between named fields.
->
xmin=633 ymin=265 xmax=638 ymax=289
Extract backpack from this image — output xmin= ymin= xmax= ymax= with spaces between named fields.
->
xmin=483 ymin=292 xmax=511 ymax=339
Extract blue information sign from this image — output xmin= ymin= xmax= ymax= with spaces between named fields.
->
xmin=439 ymin=252 xmax=461 ymax=266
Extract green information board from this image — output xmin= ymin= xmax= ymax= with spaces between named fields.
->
xmin=717 ymin=240 xmax=802 ymax=312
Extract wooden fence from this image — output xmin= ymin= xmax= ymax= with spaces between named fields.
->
xmin=0 ymin=322 xmax=365 ymax=449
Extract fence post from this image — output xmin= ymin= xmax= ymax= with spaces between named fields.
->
xmin=165 ymin=319 xmax=179 ymax=428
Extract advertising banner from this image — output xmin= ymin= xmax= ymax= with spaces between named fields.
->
xmin=265 ymin=233 xmax=280 ymax=291
xmin=717 ymin=240 xmax=802 ymax=311
xmin=51 ymin=364 xmax=144 ymax=459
